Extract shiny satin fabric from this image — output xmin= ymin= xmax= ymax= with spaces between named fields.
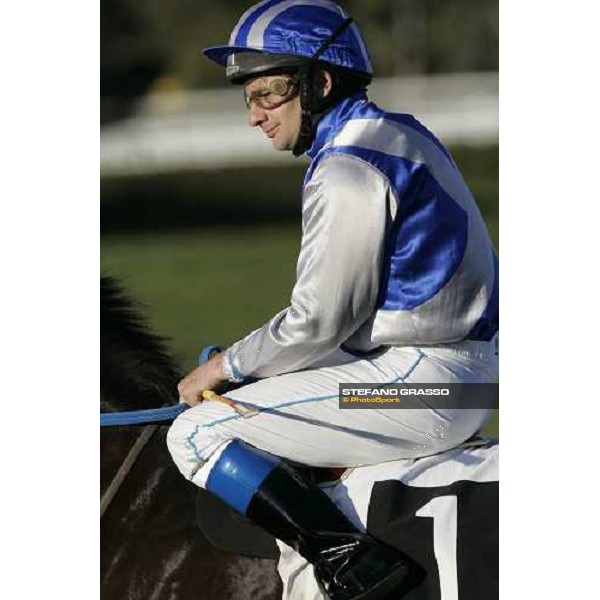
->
xmin=223 ymin=96 xmax=498 ymax=381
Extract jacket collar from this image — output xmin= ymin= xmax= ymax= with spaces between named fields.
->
xmin=305 ymin=91 xmax=369 ymax=160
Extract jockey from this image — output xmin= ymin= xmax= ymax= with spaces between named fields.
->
xmin=167 ymin=2 xmax=498 ymax=599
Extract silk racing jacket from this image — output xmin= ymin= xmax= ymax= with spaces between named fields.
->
xmin=223 ymin=92 xmax=498 ymax=382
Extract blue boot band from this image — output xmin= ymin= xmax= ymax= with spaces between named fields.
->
xmin=206 ymin=440 xmax=280 ymax=515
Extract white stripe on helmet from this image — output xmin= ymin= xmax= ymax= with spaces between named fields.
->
xmin=246 ymin=0 xmax=346 ymax=52
xmin=228 ymin=0 xmax=276 ymax=45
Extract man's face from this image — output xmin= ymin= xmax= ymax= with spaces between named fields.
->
xmin=243 ymin=74 xmax=301 ymax=151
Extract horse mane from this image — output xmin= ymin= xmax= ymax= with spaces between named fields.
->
xmin=100 ymin=275 xmax=182 ymax=412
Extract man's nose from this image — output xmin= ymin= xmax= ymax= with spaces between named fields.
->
xmin=248 ymin=102 xmax=268 ymax=127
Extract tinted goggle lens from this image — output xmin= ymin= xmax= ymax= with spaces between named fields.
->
xmin=243 ymin=77 xmax=298 ymax=110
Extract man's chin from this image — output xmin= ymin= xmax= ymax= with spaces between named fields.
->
xmin=272 ymin=137 xmax=296 ymax=152
xmin=272 ymin=141 xmax=292 ymax=152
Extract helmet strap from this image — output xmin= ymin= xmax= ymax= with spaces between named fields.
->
xmin=292 ymin=17 xmax=354 ymax=157
xmin=293 ymin=63 xmax=315 ymax=157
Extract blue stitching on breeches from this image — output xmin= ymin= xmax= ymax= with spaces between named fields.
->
xmin=185 ymin=349 xmax=426 ymax=462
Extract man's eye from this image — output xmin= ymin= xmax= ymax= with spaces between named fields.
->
xmin=249 ymin=89 xmax=269 ymax=100
xmin=269 ymin=80 xmax=288 ymax=95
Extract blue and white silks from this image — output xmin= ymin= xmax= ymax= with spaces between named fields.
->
xmin=224 ymin=93 xmax=499 ymax=381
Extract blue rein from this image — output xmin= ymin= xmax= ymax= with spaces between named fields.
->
xmin=100 ymin=403 xmax=189 ymax=427
xmin=100 ymin=345 xmax=223 ymax=427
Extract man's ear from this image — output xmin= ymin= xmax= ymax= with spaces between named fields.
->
xmin=314 ymin=69 xmax=333 ymax=99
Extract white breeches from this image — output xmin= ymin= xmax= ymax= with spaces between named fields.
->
xmin=167 ymin=337 xmax=498 ymax=488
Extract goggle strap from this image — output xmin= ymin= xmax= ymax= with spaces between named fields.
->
xmin=311 ymin=17 xmax=354 ymax=63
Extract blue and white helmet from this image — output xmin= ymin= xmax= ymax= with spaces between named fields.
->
xmin=203 ymin=0 xmax=373 ymax=83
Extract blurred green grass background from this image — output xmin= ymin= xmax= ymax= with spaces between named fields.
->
xmin=101 ymin=145 xmax=498 ymax=435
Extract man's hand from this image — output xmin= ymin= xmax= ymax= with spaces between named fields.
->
xmin=178 ymin=353 xmax=227 ymax=407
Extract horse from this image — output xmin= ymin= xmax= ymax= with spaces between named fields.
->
xmin=100 ymin=276 xmax=281 ymax=600
xmin=101 ymin=275 xmax=498 ymax=600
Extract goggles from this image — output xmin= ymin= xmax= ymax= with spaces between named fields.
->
xmin=243 ymin=76 xmax=299 ymax=110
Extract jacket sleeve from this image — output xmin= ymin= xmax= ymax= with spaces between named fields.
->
xmin=223 ymin=153 xmax=394 ymax=380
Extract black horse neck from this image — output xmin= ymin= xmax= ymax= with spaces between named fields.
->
xmin=100 ymin=275 xmax=181 ymax=413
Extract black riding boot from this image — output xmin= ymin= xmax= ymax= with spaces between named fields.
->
xmin=206 ymin=440 xmax=410 ymax=600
